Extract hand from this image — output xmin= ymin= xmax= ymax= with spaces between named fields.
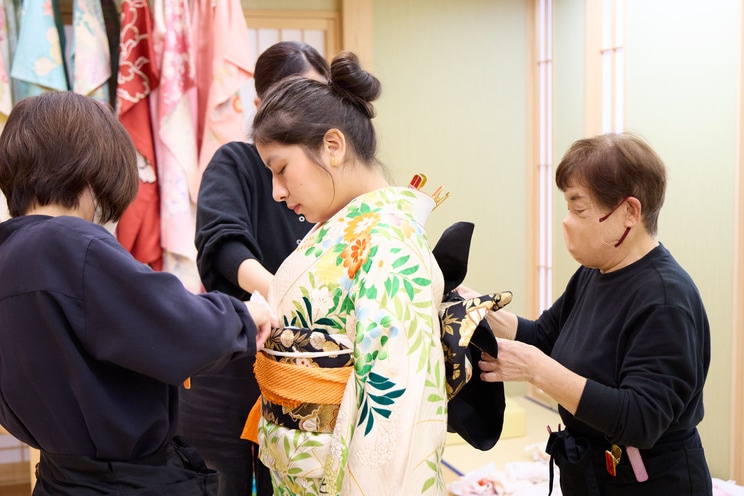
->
xmin=245 ymin=291 xmax=277 ymax=351
xmin=478 ymin=338 xmax=539 ymax=383
xmin=455 ymin=284 xmax=482 ymax=299
xmin=480 ymin=338 xmax=586 ymax=415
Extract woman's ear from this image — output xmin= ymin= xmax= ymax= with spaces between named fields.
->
xmin=625 ymin=197 xmax=643 ymax=226
xmin=323 ymin=128 xmax=346 ymax=167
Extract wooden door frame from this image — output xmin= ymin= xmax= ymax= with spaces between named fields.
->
xmin=341 ymin=0 xmax=374 ymax=70
xmin=732 ymin=1 xmax=744 ymax=480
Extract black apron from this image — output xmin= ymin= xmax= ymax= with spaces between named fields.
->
xmin=34 ymin=436 xmax=218 ymax=495
xmin=545 ymin=428 xmax=712 ymax=496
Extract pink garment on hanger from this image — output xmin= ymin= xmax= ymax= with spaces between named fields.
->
xmin=151 ymin=0 xmax=198 ymax=261
xmin=190 ymin=0 xmax=253 ymax=178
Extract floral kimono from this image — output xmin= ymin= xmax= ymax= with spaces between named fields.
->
xmin=257 ymin=187 xmax=447 ymax=496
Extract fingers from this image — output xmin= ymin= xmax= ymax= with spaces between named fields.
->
xmin=455 ymin=285 xmax=481 ymax=299
xmin=255 ymin=321 xmax=271 ymax=351
xmin=244 ymin=299 xmax=274 ymax=352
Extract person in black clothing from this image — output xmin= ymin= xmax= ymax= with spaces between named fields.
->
xmin=0 ymin=91 xmax=273 ymax=495
xmin=178 ymin=41 xmax=330 ymax=496
xmin=477 ymin=132 xmax=712 ymax=495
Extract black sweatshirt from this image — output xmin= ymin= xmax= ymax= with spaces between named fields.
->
xmin=195 ymin=141 xmax=311 ymax=300
xmin=0 ymin=215 xmax=258 ymax=459
xmin=517 ymin=243 xmax=710 ymax=449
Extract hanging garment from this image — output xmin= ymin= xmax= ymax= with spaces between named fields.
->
xmin=0 ymin=0 xmax=12 ymax=128
xmin=151 ymin=0 xmax=200 ymax=290
xmin=10 ymin=0 xmax=68 ymax=99
xmin=190 ymin=0 xmax=253 ymax=184
xmin=116 ymin=0 xmax=162 ymax=270
xmin=71 ymin=0 xmax=110 ymax=103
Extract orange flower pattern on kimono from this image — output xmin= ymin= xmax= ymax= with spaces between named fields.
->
xmin=260 ymin=187 xmax=448 ymax=496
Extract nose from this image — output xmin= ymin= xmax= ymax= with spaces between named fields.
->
xmin=272 ymin=176 xmax=288 ymax=202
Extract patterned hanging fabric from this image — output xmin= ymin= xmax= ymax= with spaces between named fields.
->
xmin=71 ymin=0 xmax=110 ymax=103
xmin=0 ymin=0 xmax=13 ymax=129
xmin=151 ymin=0 xmax=200 ymax=291
xmin=190 ymin=0 xmax=253 ymax=180
xmin=10 ymin=0 xmax=68 ymax=100
xmin=99 ymin=0 xmax=119 ymax=100
xmin=116 ymin=0 xmax=162 ymax=270
xmin=0 ymin=0 xmax=14 ymax=222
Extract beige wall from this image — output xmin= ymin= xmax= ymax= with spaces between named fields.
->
xmin=373 ymin=0 xmax=531 ymax=323
xmin=622 ymin=0 xmax=740 ymax=479
xmin=370 ymin=0 xmax=740 ymax=479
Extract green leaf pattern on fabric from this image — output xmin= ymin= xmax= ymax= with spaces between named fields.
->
xmin=259 ymin=188 xmax=447 ymax=495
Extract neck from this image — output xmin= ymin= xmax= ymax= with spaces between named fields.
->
xmin=24 ymin=188 xmax=94 ymax=221
xmin=343 ymin=165 xmax=389 ymax=200
xmin=600 ymin=232 xmax=658 ymax=273
xmin=26 ymin=204 xmax=80 ymax=217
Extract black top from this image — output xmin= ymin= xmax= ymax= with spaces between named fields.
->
xmin=195 ymin=141 xmax=311 ymax=299
xmin=517 ymin=243 xmax=710 ymax=448
xmin=0 ymin=215 xmax=257 ymax=460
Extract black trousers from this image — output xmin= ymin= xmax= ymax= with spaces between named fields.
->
xmin=35 ymin=436 xmax=218 ymax=495
xmin=178 ymin=356 xmax=272 ymax=496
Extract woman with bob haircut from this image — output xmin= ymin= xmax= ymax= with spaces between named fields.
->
xmin=0 ymin=91 xmax=273 ymax=496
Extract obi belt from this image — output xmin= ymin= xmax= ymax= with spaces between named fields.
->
xmin=242 ymin=222 xmax=512 ymax=451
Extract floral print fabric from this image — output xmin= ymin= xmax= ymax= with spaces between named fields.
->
xmin=261 ymin=187 xmax=447 ymax=495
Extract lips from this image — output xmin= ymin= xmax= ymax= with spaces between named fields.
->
xmin=288 ymin=204 xmax=300 ymax=214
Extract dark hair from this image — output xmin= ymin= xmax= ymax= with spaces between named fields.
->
xmin=252 ymin=51 xmax=381 ymax=166
xmin=0 ymin=91 xmax=138 ymax=223
xmin=555 ymin=132 xmax=666 ymax=235
xmin=254 ymin=41 xmax=330 ymax=100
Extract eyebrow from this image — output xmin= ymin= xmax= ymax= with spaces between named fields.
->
xmin=262 ymin=155 xmax=276 ymax=170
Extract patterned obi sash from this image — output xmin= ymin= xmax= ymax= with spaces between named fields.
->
xmin=241 ymin=327 xmax=353 ymax=442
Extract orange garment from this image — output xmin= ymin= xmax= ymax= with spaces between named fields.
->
xmin=241 ymin=352 xmax=352 ymax=443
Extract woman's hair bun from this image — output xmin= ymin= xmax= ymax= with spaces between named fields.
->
xmin=328 ymin=51 xmax=381 ymax=118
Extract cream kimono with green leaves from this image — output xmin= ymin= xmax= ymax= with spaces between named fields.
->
xmin=259 ymin=187 xmax=447 ymax=496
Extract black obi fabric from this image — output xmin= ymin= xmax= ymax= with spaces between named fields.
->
xmin=433 ymin=221 xmax=510 ymax=451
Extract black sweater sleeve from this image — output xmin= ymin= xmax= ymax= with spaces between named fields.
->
xmin=195 ymin=142 xmax=265 ymax=299
xmin=194 ymin=142 xmax=311 ymax=300
xmin=516 ymin=250 xmax=709 ymax=448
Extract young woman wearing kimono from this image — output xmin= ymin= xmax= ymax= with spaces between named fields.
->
xmin=241 ymin=51 xmax=449 ymax=495
xmin=179 ymin=41 xmax=329 ymax=496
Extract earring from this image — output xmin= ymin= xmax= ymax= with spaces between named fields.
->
xmin=330 ymin=156 xmax=339 ymax=167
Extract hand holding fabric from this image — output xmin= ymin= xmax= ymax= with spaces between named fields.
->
xmin=478 ymin=338 xmax=543 ymax=383
xmin=245 ymin=290 xmax=276 ymax=351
